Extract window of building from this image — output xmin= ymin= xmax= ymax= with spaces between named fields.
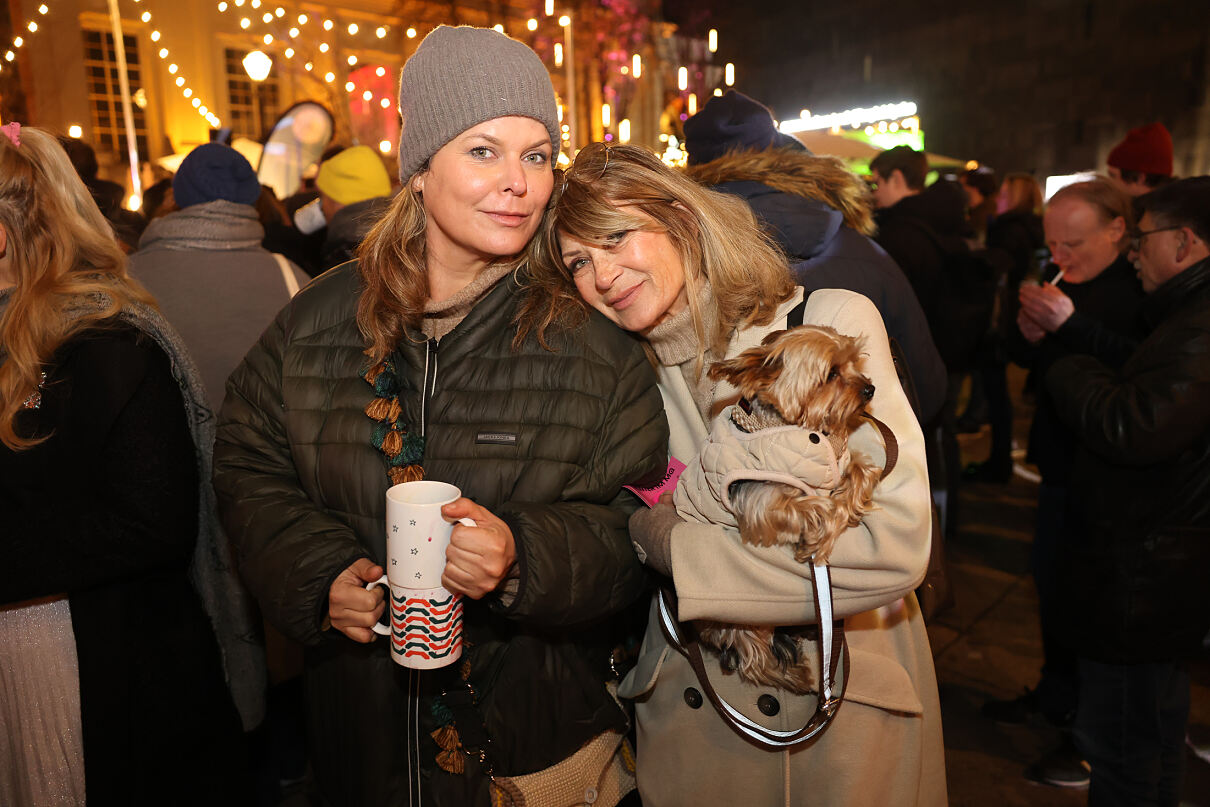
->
xmin=82 ymin=29 xmax=149 ymax=157
xmin=225 ymin=48 xmax=281 ymax=141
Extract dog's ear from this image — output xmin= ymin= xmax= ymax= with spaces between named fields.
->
xmin=708 ymin=345 xmax=781 ymax=396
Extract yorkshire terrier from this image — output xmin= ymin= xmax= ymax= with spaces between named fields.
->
xmin=694 ymin=325 xmax=883 ymax=694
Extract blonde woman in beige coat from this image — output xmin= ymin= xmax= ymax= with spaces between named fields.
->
xmin=533 ymin=143 xmax=947 ymax=807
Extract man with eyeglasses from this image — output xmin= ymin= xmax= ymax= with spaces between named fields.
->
xmin=1045 ymin=176 xmax=1210 ymax=805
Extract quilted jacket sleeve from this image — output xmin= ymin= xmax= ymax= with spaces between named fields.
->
xmin=669 ymin=290 xmax=933 ymax=624
xmin=213 ymin=308 xmax=370 ymax=646
xmin=493 ymin=332 xmax=668 ymax=627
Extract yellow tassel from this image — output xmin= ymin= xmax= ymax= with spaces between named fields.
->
xmin=382 ymin=430 xmax=403 ymax=457
xmin=364 ymin=362 xmax=384 ymax=385
xmin=431 ymin=725 xmax=460 ymax=750
xmin=364 ymin=396 xmax=393 ymax=421
xmin=401 ymin=465 xmax=424 ymax=483
xmin=387 ymin=397 xmax=402 ymax=422
xmin=436 ymin=748 xmax=465 ymax=774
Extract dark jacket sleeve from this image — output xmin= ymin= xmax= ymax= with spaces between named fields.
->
xmin=493 ymin=335 xmax=668 ymax=627
xmin=1046 ymin=325 xmax=1210 ymax=466
xmin=1 ymin=337 xmax=199 ymax=604
xmin=1053 ymin=310 xmax=1140 ymax=369
xmin=213 ymin=309 xmax=370 ymax=645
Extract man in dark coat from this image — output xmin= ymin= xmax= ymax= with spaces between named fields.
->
xmin=1047 ymin=177 xmax=1210 ymax=805
xmin=683 ymin=92 xmax=946 ymax=425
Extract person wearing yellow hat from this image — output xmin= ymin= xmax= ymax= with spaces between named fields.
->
xmin=294 ymin=144 xmax=395 ymax=270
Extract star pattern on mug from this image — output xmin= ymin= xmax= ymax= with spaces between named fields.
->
xmin=391 ymin=559 xmax=397 ymax=566
xmin=409 ymin=520 xmax=416 ymax=526
xmin=414 ymin=572 xmax=422 ymax=580
xmin=410 ymin=548 xmax=418 ymax=555
xmin=392 ymin=525 xmax=398 ymax=533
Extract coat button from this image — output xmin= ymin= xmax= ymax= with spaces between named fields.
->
xmin=684 ymin=687 xmax=703 ymax=709
xmin=809 ymin=432 xmax=821 ymax=444
xmin=757 ymin=694 xmax=781 ymax=716
xmin=584 ymin=787 xmax=598 ymax=803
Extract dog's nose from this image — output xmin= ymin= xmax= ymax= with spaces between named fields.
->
xmin=861 ymin=383 xmax=875 ymax=401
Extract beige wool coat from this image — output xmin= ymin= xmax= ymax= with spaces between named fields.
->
xmin=619 ymin=288 xmax=947 ymax=807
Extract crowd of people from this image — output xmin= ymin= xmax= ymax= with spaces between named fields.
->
xmin=1 ymin=24 xmax=1207 ymax=807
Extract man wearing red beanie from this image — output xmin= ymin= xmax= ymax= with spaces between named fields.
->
xmin=1107 ymin=122 xmax=1174 ymax=197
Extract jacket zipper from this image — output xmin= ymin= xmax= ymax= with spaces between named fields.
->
xmin=409 ymin=338 xmax=440 ymax=807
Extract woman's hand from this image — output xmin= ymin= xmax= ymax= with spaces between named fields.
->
xmin=328 ymin=558 xmax=385 ymax=643
xmin=1018 ymin=282 xmax=1075 ymax=334
xmin=629 ymin=494 xmax=681 ymax=577
xmin=441 ymin=498 xmax=517 ymax=599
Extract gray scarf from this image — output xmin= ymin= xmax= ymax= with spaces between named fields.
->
xmin=0 ymin=288 xmax=267 ymax=730
xmin=138 ymin=199 xmax=265 ymax=252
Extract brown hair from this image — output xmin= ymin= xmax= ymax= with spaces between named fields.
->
xmin=1048 ymin=177 xmax=1136 ymax=250
xmin=0 ymin=126 xmax=156 ymax=450
xmin=1000 ymin=172 xmax=1043 ymax=216
xmin=530 ymin=143 xmax=795 ymax=366
xmin=869 ymin=146 xmax=929 ymax=191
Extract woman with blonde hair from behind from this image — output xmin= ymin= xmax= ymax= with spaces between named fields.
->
xmin=531 ymin=143 xmax=946 ymax=806
xmin=0 ymin=124 xmax=253 ymax=805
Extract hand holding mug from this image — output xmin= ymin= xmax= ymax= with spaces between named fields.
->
xmin=441 ymin=498 xmax=517 ymax=600
xmin=328 ymin=557 xmax=385 ymax=643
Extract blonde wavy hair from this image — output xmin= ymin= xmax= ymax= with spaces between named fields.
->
xmin=531 ymin=143 xmax=795 ymax=366
xmin=0 ymin=126 xmax=155 ymax=450
xmin=355 ymin=166 xmax=575 ymax=363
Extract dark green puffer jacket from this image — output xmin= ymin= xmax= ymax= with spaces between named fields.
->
xmin=214 ymin=262 xmax=668 ymax=807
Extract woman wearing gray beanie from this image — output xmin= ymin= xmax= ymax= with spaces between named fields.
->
xmin=214 ymin=25 xmax=666 ymax=807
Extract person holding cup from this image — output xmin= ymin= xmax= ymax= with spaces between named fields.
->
xmin=214 ymin=26 xmax=667 ymax=807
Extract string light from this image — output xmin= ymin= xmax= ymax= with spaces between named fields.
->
xmin=240 ymin=17 xmax=250 ymax=29
xmin=724 ymin=63 xmax=735 ymax=86
xmin=677 ymin=66 xmax=687 ymax=91
xmin=347 ymin=22 xmax=358 ymax=35
xmin=406 ymin=27 xmax=417 ymax=38
xmin=632 ymin=54 xmax=641 ymax=78
xmin=140 ymin=6 xmax=221 ymax=126
xmin=262 ymin=33 xmax=272 ymax=44
xmin=288 ymin=27 xmax=299 ymax=37
xmin=362 ymin=90 xmax=372 ymax=101
xmin=375 ymin=66 xmax=386 ymax=77
xmin=297 ymin=13 xmax=307 ymax=24
xmin=283 ymin=47 xmax=294 ymax=58
xmin=2 ymin=0 xmax=50 ymax=71
xmin=380 ymin=97 xmax=390 ymax=109
xmin=322 ymin=19 xmax=333 ymax=31
xmin=274 ymin=7 xmax=284 ymax=17
xmin=527 ymin=18 xmax=537 ymax=31
xmin=344 ymin=80 xmax=354 ymax=92
xmin=708 ymin=29 xmax=717 ymax=53
xmin=378 ymin=140 xmax=391 ymax=154
xmin=376 ymin=26 xmax=387 ymax=38
xmin=323 ymin=71 xmax=335 ymax=83
xmin=261 ymin=12 xmax=272 ymax=23
xmin=318 ymin=42 xmax=329 ymax=52
xmin=347 ymin=54 xmax=357 ymax=66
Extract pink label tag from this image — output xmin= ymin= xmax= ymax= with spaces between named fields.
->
xmin=624 ymin=457 xmax=686 ymax=508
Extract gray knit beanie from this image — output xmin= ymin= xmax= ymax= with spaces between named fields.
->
xmin=397 ymin=25 xmax=560 ymax=182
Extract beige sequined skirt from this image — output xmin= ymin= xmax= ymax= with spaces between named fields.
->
xmin=0 ymin=595 xmax=87 ymax=806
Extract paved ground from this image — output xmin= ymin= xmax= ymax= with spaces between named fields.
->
xmin=934 ymin=368 xmax=1210 ymax=806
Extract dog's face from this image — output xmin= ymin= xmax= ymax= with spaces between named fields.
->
xmin=708 ymin=325 xmax=874 ymax=438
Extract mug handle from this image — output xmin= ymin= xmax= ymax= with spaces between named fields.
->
xmin=364 ymin=517 xmax=477 ymax=637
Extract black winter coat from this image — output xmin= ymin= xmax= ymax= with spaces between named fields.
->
xmin=1047 ymin=257 xmax=1210 ymax=662
xmin=0 ymin=326 xmax=246 ymax=804
xmin=712 ymin=179 xmax=947 ymax=423
xmin=214 ymin=263 xmax=668 ymax=807
xmin=1011 ymin=256 xmax=1145 ymax=484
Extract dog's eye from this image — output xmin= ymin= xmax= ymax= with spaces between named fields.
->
xmin=827 ymin=367 xmax=839 ymax=381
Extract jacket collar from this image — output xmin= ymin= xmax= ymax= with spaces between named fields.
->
xmin=1142 ymin=256 xmax=1210 ymax=328
xmin=395 ymin=270 xmax=522 ymax=368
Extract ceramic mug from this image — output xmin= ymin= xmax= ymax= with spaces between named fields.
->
xmin=366 ymin=480 xmax=473 ymax=669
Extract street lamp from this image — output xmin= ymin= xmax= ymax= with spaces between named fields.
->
xmin=243 ymin=49 xmax=272 ymax=81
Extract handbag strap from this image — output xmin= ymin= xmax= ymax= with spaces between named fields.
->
xmin=273 ymin=253 xmax=300 ymax=297
xmin=657 ymin=560 xmax=848 ymax=751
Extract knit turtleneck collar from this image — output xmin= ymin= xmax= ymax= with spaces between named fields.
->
xmin=421 ymin=261 xmax=515 ymax=341
xmin=645 ymin=282 xmax=716 ymax=367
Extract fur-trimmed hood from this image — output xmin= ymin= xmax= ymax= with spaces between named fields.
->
xmin=686 ymin=148 xmax=876 ymax=238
